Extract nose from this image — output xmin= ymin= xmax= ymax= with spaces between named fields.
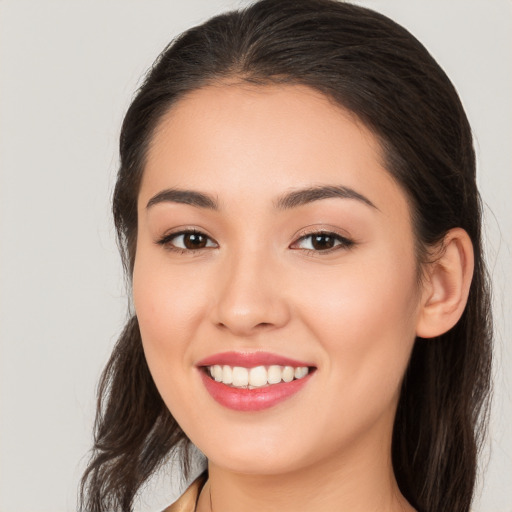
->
xmin=210 ymin=250 xmax=291 ymax=337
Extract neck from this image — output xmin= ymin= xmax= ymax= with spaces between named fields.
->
xmin=196 ymin=428 xmax=414 ymax=512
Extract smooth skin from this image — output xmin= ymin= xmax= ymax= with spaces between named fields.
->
xmin=133 ymin=83 xmax=473 ymax=512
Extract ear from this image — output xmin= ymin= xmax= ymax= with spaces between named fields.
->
xmin=416 ymin=228 xmax=474 ymax=338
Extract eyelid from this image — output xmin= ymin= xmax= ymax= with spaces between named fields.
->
xmin=290 ymin=227 xmax=355 ymax=253
xmin=156 ymin=227 xmax=218 ymax=253
xmin=155 ymin=225 xmax=354 ymax=255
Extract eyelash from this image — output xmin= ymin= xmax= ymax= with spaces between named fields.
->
xmin=292 ymin=230 xmax=355 ymax=254
xmin=156 ymin=229 xmax=355 ymax=255
xmin=156 ymin=229 xmax=217 ymax=255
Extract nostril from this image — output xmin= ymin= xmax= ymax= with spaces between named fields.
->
xmin=211 ymin=291 xmax=291 ymax=335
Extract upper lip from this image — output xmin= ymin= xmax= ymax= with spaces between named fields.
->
xmin=196 ymin=351 xmax=315 ymax=368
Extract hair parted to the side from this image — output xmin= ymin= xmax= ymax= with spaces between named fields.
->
xmin=80 ymin=1 xmax=492 ymax=511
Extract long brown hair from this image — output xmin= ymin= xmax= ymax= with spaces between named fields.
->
xmin=80 ymin=1 xmax=492 ymax=510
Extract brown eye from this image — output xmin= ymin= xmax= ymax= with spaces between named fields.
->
xmin=310 ymin=234 xmax=337 ymax=250
xmin=183 ymin=232 xmax=208 ymax=249
xmin=157 ymin=230 xmax=218 ymax=252
xmin=292 ymin=231 xmax=354 ymax=252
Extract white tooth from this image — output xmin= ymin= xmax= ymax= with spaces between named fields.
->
xmin=213 ymin=365 xmax=223 ymax=382
xmin=282 ymin=366 xmax=294 ymax=382
xmin=209 ymin=366 xmax=215 ymax=378
xmin=267 ymin=365 xmax=283 ymax=384
xmin=294 ymin=366 xmax=309 ymax=379
xmin=222 ymin=365 xmax=233 ymax=385
xmin=232 ymin=366 xmax=249 ymax=387
xmin=249 ymin=366 xmax=268 ymax=387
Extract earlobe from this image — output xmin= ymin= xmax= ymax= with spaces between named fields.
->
xmin=416 ymin=228 xmax=474 ymax=338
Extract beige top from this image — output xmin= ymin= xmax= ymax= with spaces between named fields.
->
xmin=162 ymin=474 xmax=433 ymax=512
xmin=162 ymin=474 xmax=207 ymax=512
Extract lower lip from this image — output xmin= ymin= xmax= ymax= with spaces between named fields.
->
xmin=199 ymin=370 xmax=313 ymax=412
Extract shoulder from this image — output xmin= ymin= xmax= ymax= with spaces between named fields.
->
xmin=162 ymin=474 xmax=208 ymax=512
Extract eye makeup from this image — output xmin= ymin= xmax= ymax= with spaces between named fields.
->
xmin=156 ymin=227 xmax=355 ymax=256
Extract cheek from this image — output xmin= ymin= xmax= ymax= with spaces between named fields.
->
xmin=132 ymin=252 xmax=211 ymax=429
xmin=297 ymin=251 xmax=420 ymax=398
xmin=132 ymin=250 xmax=208 ymax=372
xmin=133 ymin=238 xmax=210 ymax=329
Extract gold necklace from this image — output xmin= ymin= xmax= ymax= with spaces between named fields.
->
xmin=209 ymin=485 xmax=214 ymax=512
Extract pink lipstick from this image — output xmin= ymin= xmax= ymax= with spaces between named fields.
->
xmin=197 ymin=351 xmax=315 ymax=412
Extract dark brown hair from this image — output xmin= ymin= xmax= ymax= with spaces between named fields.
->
xmin=80 ymin=1 xmax=492 ymax=511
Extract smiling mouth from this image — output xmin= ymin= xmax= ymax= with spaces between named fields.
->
xmin=203 ymin=364 xmax=314 ymax=389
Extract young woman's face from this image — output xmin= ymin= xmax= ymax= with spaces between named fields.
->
xmin=133 ymin=84 xmax=423 ymax=475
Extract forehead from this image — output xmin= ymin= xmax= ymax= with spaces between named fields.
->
xmin=148 ymin=82 xmax=382 ymax=163
xmin=140 ymin=82 xmax=407 ymax=216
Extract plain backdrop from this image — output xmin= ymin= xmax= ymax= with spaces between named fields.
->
xmin=0 ymin=1 xmax=510 ymax=511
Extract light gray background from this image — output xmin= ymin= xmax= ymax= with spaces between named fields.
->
xmin=0 ymin=1 xmax=510 ymax=511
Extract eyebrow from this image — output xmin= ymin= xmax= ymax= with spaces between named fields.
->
xmin=146 ymin=189 xmax=219 ymax=210
xmin=146 ymin=185 xmax=377 ymax=211
xmin=275 ymin=185 xmax=377 ymax=210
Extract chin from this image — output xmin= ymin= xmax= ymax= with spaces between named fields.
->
xmin=206 ymin=447 xmax=308 ymax=476
xmin=188 ymin=421 xmax=312 ymax=476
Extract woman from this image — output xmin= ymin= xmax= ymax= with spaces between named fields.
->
xmin=80 ymin=1 xmax=492 ymax=511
